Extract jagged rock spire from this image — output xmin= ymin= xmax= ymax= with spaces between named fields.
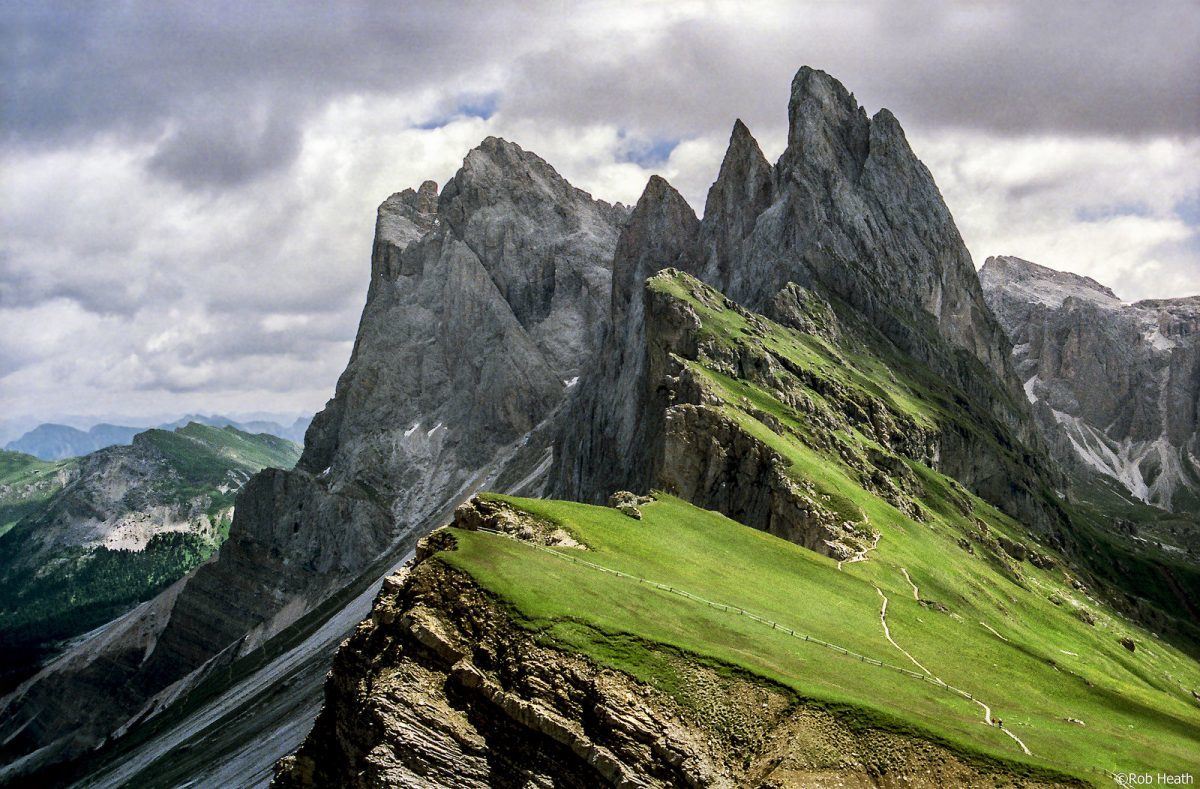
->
xmin=555 ymin=64 xmax=1061 ymax=536
xmin=372 ymin=180 xmax=440 ymax=284
xmin=612 ymin=175 xmax=700 ymax=326
xmin=701 ymin=120 xmax=774 ymax=288
xmin=553 ymin=173 xmax=701 ymax=502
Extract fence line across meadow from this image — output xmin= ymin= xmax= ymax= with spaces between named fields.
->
xmin=476 ymin=528 xmax=966 ymax=693
xmin=473 ymin=526 xmax=1124 ymax=784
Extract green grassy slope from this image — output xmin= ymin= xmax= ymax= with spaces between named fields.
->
xmin=431 ymin=273 xmax=1199 ymax=783
xmin=139 ymin=422 xmax=303 ymax=496
xmin=441 ymin=490 xmax=1197 ymax=782
xmin=0 ymin=425 xmax=302 ymax=685
xmin=0 ymin=450 xmax=75 ymax=538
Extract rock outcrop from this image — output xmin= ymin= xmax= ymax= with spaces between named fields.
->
xmin=0 ymin=139 xmax=625 ymax=780
xmin=274 ymin=537 xmax=1074 ymax=788
xmin=554 ymin=67 xmax=1061 ymax=539
xmin=981 ymin=255 xmax=1200 ymax=512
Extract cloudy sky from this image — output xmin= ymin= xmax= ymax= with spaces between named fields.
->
xmin=2 ymin=1 xmax=1198 ymax=428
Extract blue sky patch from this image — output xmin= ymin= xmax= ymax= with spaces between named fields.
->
xmin=415 ymin=92 xmax=500 ymax=130
xmin=616 ymin=131 xmax=680 ymax=168
xmin=1073 ymin=201 xmax=1152 ymax=223
xmin=1173 ymin=192 xmax=1200 ymax=226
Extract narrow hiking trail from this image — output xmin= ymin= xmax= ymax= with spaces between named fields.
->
xmin=875 ymin=584 xmax=1032 ymax=756
xmin=477 ymin=527 xmax=1034 ymax=758
xmin=837 ymin=532 xmax=881 ymax=571
xmin=876 ymin=587 xmax=932 ymax=675
xmin=980 ymin=621 xmax=1010 ymax=643
xmin=900 ymin=567 xmax=919 ymax=600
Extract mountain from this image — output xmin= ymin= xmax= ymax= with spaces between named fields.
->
xmin=6 ymin=415 xmax=313 ymax=460
xmin=556 ymin=67 xmax=1060 ymax=541
xmin=0 ymin=139 xmax=627 ymax=781
xmin=275 ymin=69 xmax=1198 ymax=786
xmin=278 ymin=270 xmax=1200 ymax=786
xmin=980 ymin=255 xmax=1200 ymax=513
xmin=4 ymin=423 xmax=144 ymax=461
xmin=6 ymin=67 xmax=1198 ymax=786
xmin=0 ymin=424 xmax=300 ymax=693
xmin=156 ymin=414 xmax=313 ymax=444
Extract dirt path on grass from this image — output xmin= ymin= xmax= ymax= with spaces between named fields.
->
xmin=900 ymin=567 xmax=919 ymax=600
xmin=875 ymin=585 xmax=1032 ymax=756
xmin=837 ymin=532 xmax=881 ymax=571
xmin=477 ymin=526 xmax=1033 ymax=758
xmin=979 ymin=621 xmax=1010 ymax=643
xmin=876 ymin=587 xmax=933 ymax=675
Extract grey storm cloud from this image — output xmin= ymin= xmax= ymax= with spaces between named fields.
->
xmin=3 ymin=1 xmax=1198 ymax=189
xmin=503 ymin=2 xmax=1200 ymax=141
xmin=146 ymin=100 xmax=305 ymax=187
xmin=2 ymin=1 xmax=543 ymax=185
xmin=1 ymin=0 xmax=1197 ymax=422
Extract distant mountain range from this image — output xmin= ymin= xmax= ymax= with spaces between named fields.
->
xmin=0 ymin=423 xmax=302 ymax=694
xmin=981 ymin=255 xmax=1200 ymax=512
xmin=5 ymin=413 xmax=312 ymax=460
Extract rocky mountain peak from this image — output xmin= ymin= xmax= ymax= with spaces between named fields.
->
xmin=0 ymin=136 xmax=628 ymax=779
xmin=701 ymin=120 xmax=774 ymax=286
xmin=787 ymin=66 xmax=865 ymax=140
xmin=375 ymin=180 xmax=440 ymax=255
xmin=783 ymin=65 xmax=871 ymax=181
xmin=980 ymin=255 xmax=1121 ymax=308
xmin=556 ymin=66 xmax=1059 ymax=537
xmin=981 ymin=256 xmax=1200 ymax=511
xmin=443 ymin=136 xmax=620 ymax=225
xmin=613 ymin=175 xmax=700 ymax=323
xmin=412 ymin=178 xmax=438 ymax=210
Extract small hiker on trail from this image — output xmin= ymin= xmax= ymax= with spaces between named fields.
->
xmin=997 ymin=719 xmax=1004 ymax=729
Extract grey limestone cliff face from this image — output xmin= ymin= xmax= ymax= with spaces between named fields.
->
xmin=0 ymin=139 xmax=625 ymax=779
xmin=981 ymin=255 xmax=1200 ymax=512
xmin=701 ymin=68 xmax=1021 ymax=400
xmin=302 ymin=137 xmax=624 ymax=506
xmin=554 ymin=67 xmax=1057 ymax=537
xmin=555 ymin=176 xmax=702 ymax=500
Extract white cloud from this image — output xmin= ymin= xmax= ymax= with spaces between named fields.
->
xmin=2 ymin=1 xmax=1196 ymax=422
xmin=917 ymin=131 xmax=1200 ymax=301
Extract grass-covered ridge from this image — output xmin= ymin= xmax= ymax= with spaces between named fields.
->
xmin=431 ymin=272 xmax=1199 ymax=783
xmin=0 ymin=450 xmax=73 ymax=538
xmin=441 ymin=492 xmax=1199 ymax=783
xmin=136 ymin=422 xmax=303 ymax=503
xmin=651 ymin=270 xmax=1198 ymax=643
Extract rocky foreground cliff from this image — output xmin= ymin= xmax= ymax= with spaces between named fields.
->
xmin=981 ymin=255 xmax=1200 ymax=513
xmin=274 ymin=503 xmax=1077 ymax=789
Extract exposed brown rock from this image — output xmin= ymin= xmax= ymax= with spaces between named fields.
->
xmin=451 ymin=496 xmax=583 ymax=548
